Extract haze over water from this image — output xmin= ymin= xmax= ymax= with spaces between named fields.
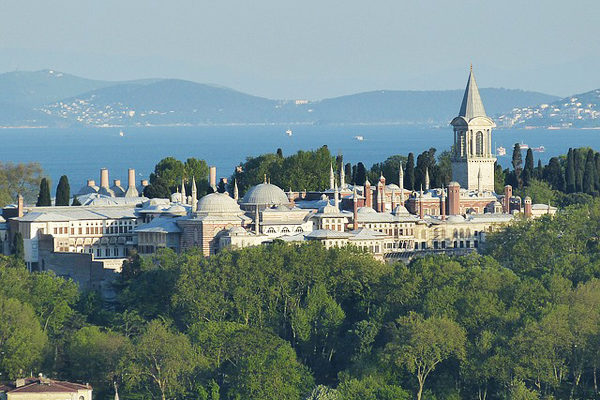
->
xmin=1 ymin=126 xmax=598 ymax=191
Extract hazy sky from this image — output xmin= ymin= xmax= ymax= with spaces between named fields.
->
xmin=0 ymin=0 xmax=598 ymax=99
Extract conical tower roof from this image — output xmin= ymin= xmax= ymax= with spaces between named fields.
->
xmin=458 ymin=66 xmax=487 ymax=119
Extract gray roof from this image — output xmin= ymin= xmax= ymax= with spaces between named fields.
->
xmin=197 ymin=193 xmax=242 ymax=214
xmin=16 ymin=206 xmax=139 ymax=222
xmin=135 ymin=217 xmax=182 ymax=233
xmin=349 ymin=228 xmax=387 ymax=241
xmin=458 ymin=67 xmax=487 ymax=119
xmin=306 ymin=229 xmax=351 ymax=239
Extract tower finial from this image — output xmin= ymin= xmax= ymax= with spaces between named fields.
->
xmin=470 ymin=63 xmax=473 ymax=72
xmin=264 ymin=174 xmax=267 ymax=184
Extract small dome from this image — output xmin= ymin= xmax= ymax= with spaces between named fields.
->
xmin=386 ymin=183 xmax=401 ymax=191
xmin=228 ymin=226 xmax=248 ymax=236
xmin=166 ymin=204 xmax=188 ymax=216
xmin=197 ymin=193 xmax=242 ymax=214
xmin=319 ymin=203 xmax=339 ymax=214
xmin=241 ymin=183 xmax=289 ymax=206
xmin=447 ymin=215 xmax=465 ymax=223
xmin=392 ymin=205 xmax=410 ymax=215
xmin=357 ymin=206 xmax=377 ymax=214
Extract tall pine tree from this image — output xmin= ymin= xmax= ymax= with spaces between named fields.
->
xmin=55 ymin=175 xmax=70 ymax=206
xmin=566 ymin=148 xmax=576 ymax=193
xmin=583 ymin=149 xmax=596 ymax=194
xmin=405 ymin=152 xmax=415 ymax=190
xmin=355 ymin=162 xmax=367 ymax=185
xmin=523 ymin=148 xmax=534 ymax=186
xmin=574 ymin=148 xmax=584 ymax=192
xmin=36 ymin=178 xmax=51 ymax=206
xmin=545 ymin=157 xmax=565 ymax=192
xmin=536 ymin=159 xmax=543 ymax=179
xmin=511 ymin=143 xmax=523 ymax=188
xmin=12 ymin=232 xmax=24 ymax=260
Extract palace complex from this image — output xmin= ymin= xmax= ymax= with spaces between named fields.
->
xmin=0 ymin=68 xmax=556 ymax=297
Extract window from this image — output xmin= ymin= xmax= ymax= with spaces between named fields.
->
xmin=266 ymin=227 xmax=276 ymax=234
xmin=281 ymin=227 xmax=290 ymax=234
xmin=476 ymin=131 xmax=484 ymax=156
xmin=295 ymin=227 xmax=303 ymax=233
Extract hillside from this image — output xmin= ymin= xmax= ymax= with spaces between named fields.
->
xmin=498 ymin=89 xmax=600 ymax=128
xmin=0 ymin=69 xmax=567 ymax=127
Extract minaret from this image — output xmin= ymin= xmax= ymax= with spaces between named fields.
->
xmin=418 ymin=186 xmax=424 ymax=220
xmin=352 ymin=186 xmax=358 ymax=231
xmin=233 ymin=179 xmax=239 ymax=201
xmin=340 ymin=163 xmax=346 ymax=188
xmin=399 ymin=164 xmax=405 ymax=205
xmin=334 ymin=185 xmax=340 ymax=209
xmin=191 ymin=176 xmax=198 ymax=212
xmin=440 ymin=185 xmax=446 ymax=220
xmin=477 ymin=168 xmax=482 ymax=194
xmin=425 ymin=167 xmax=430 ymax=191
xmin=181 ymin=177 xmax=186 ymax=203
xmin=450 ymin=66 xmax=496 ymax=192
xmin=329 ymin=163 xmax=335 ymax=190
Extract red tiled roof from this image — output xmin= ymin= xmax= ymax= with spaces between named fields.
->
xmin=1 ymin=378 xmax=91 ymax=394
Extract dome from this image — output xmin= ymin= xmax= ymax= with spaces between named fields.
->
xmin=392 ymin=205 xmax=409 ymax=215
xmin=166 ymin=204 xmax=188 ymax=216
xmin=447 ymin=215 xmax=465 ymax=223
xmin=319 ymin=203 xmax=339 ymax=214
xmin=386 ymin=183 xmax=401 ymax=191
xmin=228 ymin=226 xmax=248 ymax=236
xmin=241 ymin=183 xmax=289 ymax=206
xmin=197 ymin=193 xmax=242 ymax=214
xmin=357 ymin=206 xmax=377 ymax=214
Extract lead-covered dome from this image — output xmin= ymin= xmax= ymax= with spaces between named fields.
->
xmin=197 ymin=193 xmax=242 ymax=214
xmin=241 ymin=183 xmax=289 ymax=206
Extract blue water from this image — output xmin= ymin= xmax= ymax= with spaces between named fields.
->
xmin=1 ymin=125 xmax=599 ymax=189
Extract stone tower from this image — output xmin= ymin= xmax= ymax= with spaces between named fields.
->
xmin=450 ymin=66 xmax=496 ymax=192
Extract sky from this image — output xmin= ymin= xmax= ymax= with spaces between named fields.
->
xmin=0 ymin=0 xmax=598 ymax=99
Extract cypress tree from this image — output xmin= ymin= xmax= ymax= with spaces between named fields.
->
xmin=595 ymin=153 xmax=600 ymax=191
xmin=574 ymin=148 xmax=584 ymax=192
xmin=583 ymin=150 xmax=595 ymax=194
xmin=351 ymin=165 xmax=357 ymax=184
xmin=12 ymin=232 xmax=24 ymax=260
xmin=55 ymin=175 xmax=70 ymax=206
xmin=536 ymin=159 xmax=543 ymax=179
xmin=511 ymin=143 xmax=523 ymax=188
xmin=355 ymin=162 xmax=367 ymax=185
xmin=524 ymin=148 xmax=534 ymax=179
xmin=405 ymin=152 xmax=415 ymax=190
xmin=566 ymin=148 xmax=576 ymax=193
xmin=71 ymin=196 xmax=82 ymax=206
xmin=36 ymin=178 xmax=51 ymax=206
xmin=545 ymin=157 xmax=565 ymax=191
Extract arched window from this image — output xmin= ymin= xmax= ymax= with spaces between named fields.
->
xmin=476 ymin=131 xmax=484 ymax=156
xmin=266 ymin=227 xmax=276 ymax=234
xmin=295 ymin=227 xmax=303 ymax=233
xmin=281 ymin=227 xmax=290 ymax=234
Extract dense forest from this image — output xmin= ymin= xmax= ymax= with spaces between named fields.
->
xmin=2 ymin=196 xmax=600 ymax=399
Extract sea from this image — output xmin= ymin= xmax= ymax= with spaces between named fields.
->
xmin=1 ymin=125 xmax=599 ymax=190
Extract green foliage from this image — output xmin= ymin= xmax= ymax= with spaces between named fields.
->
xmin=233 ymin=145 xmax=334 ymax=194
xmin=36 ymin=177 xmax=51 ymax=206
xmin=515 ymin=179 xmax=558 ymax=205
xmin=55 ymin=175 xmax=70 ymax=206
xmin=0 ymin=161 xmax=44 ymax=207
xmin=0 ymin=296 xmax=47 ymax=379
xmin=12 ymin=232 xmax=24 ymax=260
xmin=145 ymin=156 xmax=210 ymax=199
xmin=337 ymin=376 xmax=409 ymax=400
xmin=71 ymin=195 xmax=81 ymax=206
xmin=405 ymin=153 xmax=415 ymax=190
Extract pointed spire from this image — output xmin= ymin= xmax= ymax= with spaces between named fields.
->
xmin=425 ymin=167 xmax=430 ymax=190
xmin=352 ymin=185 xmax=357 ymax=202
xmin=181 ymin=177 xmax=186 ymax=201
xmin=264 ymin=174 xmax=267 ymax=184
xmin=340 ymin=162 xmax=345 ymax=188
xmin=459 ymin=66 xmax=487 ymax=119
xmin=329 ymin=162 xmax=335 ymax=190
xmin=334 ymin=184 xmax=339 ymax=209
xmin=191 ymin=176 xmax=198 ymax=212
xmin=233 ymin=179 xmax=239 ymax=201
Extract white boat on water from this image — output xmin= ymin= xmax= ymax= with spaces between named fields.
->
xmin=285 ymin=129 xmax=293 ymax=136
xmin=119 ymin=130 xmax=125 ymax=137
xmin=518 ymin=142 xmax=529 ymax=150
xmin=496 ymin=146 xmax=506 ymax=156
xmin=532 ymin=145 xmax=545 ymax=153
xmin=354 ymin=135 xmax=364 ymax=141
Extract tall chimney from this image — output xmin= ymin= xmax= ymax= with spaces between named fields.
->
xmin=87 ymin=180 xmax=96 ymax=187
xmin=100 ymin=168 xmax=109 ymax=189
xmin=448 ymin=181 xmax=460 ymax=215
xmin=503 ymin=185 xmax=513 ymax=213
xmin=364 ymin=179 xmax=372 ymax=209
xmin=440 ymin=188 xmax=446 ymax=221
xmin=17 ymin=194 xmax=24 ymax=218
xmin=113 ymin=179 xmax=121 ymax=187
xmin=128 ymin=169 xmax=136 ymax=188
xmin=209 ymin=166 xmax=217 ymax=188
xmin=524 ymin=196 xmax=532 ymax=218
xmin=352 ymin=187 xmax=358 ymax=231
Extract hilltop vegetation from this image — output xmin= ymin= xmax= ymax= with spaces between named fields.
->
xmin=5 ymin=197 xmax=600 ymax=399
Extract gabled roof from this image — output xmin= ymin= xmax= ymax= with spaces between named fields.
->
xmin=2 ymin=378 xmax=91 ymax=394
xmin=458 ymin=67 xmax=487 ymax=119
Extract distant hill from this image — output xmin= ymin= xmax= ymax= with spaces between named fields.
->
xmin=498 ymin=89 xmax=600 ymax=128
xmin=0 ymin=69 xmax=568 ymax=127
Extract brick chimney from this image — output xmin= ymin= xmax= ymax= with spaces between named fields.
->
xmin=503 ymin=185 xmax=513 ymax=213
xmin=352 ymin=188 xmax=358 ymax=230
xmin=17 ymin=194 xmax=23 ymax=218
xmin=209 ymin=166 xmax=217 ymax=188
xmin=100 ymin=168 xmax=109 ymax=189
xmin=524 ymin=196 xmax=532 ymax=218
xmin=448 ymin=181 xmax=460 ymax=215
xmin=364 ymin=179 xmax=372 ymax=209
xmin=440 ymin=190 xmax=446 ymax=221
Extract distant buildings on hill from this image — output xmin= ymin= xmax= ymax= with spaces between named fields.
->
xmin=0 ymin=68 xmax=556 ymax=298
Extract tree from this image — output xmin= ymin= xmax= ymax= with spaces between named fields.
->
xmin=536 ymin=159 xmax=543 ymax=179
xmin=583 ymin=149 xmax=596 ymax=194
xmin=494 ymin=162 xmax=506 ymax=194
xmin=71 ymin=196 xmax=82 ymax=206
xmin=36 ymin=177 xmax=51 ymax=206
xmin=385 ymin=313 xmax=466 ymax=400
xmin=55 ymin=175 xmax=70 ymax=206
xmin=0 ymin=161 xmax=44 ymax=207
xmin=405 ymin=153 xmax=415 ymax=190
xmin=355 ymin=162 xmax=367 ymax=186
xmin=544 ymin=157 xmax=565 ymax=191
xmin=337 ymin=376 xmax=409 ymax=400
xmin=0 ymin=296 xmax=47 ymax=379
xmin=121 ymin=320 xmax=198 ymax=400
xmin=566 ymin=148 xmax=576 ymax=193
xmin=523 ymin=149 xmax=534 ymax=186
xmin=12 ymin=232 xmax=24 ymax=261
xmin=511 ymin=144 xmax=523 ymax=188
xmin=344 ymin=163 xmax=352 ymax=184
xmin=66 ymin=326 xmax=131 ymax=398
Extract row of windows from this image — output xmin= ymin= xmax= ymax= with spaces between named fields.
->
xmin=265 ymin=226 xmax=303 ymax=234
xmin=53 ymin=225 xmax=135 ymax=235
